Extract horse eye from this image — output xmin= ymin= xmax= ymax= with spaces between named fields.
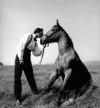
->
xmin=52 ymin=28 xmax=57 ymax=31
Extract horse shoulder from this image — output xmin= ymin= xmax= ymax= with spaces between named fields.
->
xmin=55 ymin=48 xmax=75 ymax=69
xmin=64 ymin=48 xmax=76 ymax=63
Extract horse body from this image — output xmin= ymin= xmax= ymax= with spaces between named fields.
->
xmin=55 ymin=47 xmax=75 ymax=70
xmin=40 ymin=20 xmax=93 ymax=105
xmin=54 ymin=30 xmax=92 ymax=91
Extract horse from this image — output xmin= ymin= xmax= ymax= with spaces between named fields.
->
xmin=40 ymin=20 xmax=93 ymax=106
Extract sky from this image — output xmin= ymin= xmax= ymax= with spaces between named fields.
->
xmin=0 ymin=0 xmax=100 ymax=65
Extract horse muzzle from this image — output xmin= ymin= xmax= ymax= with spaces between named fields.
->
xmin=40 ymin=35 xmax=47 ymax=44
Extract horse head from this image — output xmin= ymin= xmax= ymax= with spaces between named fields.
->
xmin=40 ymin=20 xmax=61 ymax=45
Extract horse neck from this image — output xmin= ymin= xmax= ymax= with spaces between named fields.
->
xmin=58 ymin=32 xmax=73 ymax=55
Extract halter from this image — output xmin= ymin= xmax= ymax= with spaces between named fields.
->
xmin=44 ymin=28 xmax=59 ymax=42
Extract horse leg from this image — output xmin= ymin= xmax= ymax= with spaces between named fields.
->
xmin=57 ymin=68 xmax=72 ymax=106
xmin=62 ymin=68 xmax=72 ymax=88
xmin=60 ymin=67 xmax=65 ymax=81
xmin=44 ymin=70 xmax=60 ymax=92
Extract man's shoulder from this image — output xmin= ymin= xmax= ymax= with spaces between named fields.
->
xmin=20 ymin=33 xmax=33 ymax=40
xmin=23 ymin=33 xmax=32 ymax=38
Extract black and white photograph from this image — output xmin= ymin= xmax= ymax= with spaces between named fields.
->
xmin=0 ymin=0 xmax=100 ymax=108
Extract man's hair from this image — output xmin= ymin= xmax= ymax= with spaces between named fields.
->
xmin=34 ymin=28 xmax=43 ymax=34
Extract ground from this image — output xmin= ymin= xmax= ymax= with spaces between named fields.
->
xmin=0 ymin=62 xmax=100 ymax=108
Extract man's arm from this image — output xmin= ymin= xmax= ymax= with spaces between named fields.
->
xmin=19 ymin=34 xmax=32 ymax=62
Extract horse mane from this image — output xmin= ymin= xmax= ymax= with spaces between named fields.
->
xmin=59 ymin=25 xmax=74 ymax=48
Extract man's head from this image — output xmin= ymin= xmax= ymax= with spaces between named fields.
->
xmin=33 ymin=28 xmax=43 ymax=38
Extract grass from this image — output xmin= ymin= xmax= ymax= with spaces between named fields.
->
xmin=0 ymin=63 xmax=100 ymax=108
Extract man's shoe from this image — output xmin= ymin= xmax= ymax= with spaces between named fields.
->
xmin=15 ymin=100 xmax=23 ymax=108
xmin=15 ymin=100 xmax=21 ymax=106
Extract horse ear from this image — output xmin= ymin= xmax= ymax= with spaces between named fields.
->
xmin=56 ymin=19 xmax=60 ymax=26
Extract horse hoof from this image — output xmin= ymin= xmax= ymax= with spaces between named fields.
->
xmin=62 ymin=98 xmax=75 ymax=106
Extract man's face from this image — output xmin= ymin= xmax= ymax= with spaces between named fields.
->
xmin=37 ymin=31 xmax=43 ymax=38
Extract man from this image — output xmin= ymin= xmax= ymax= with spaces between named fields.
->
xmin=14 ymin=28 xmax=44 ymax=105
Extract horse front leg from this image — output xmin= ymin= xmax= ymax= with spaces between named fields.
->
xmin=44 ymin=69 xmax=60 ymax=92
xmin=63 ymin=68 xmax=72 ymax=86
xmin=59 ymin=67 xmax=65 ymax=81
xmin=57 ymin=68 xmax=72 ymax=106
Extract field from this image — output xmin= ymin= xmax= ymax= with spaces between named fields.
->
xmin=0 ymin=62 xmax=100 ymax=108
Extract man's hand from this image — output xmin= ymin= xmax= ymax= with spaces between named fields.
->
xmin=20 ymin=60 xmax=24 ymax=65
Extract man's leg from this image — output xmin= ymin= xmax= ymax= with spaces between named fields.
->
xmin=23 ymin=62 xmax=38 ymax=93
xmin=14 ymin=55 xmax=22 ymax=102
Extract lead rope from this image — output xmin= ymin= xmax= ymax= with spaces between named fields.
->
xmin=33 ymin=44 xmax=46 ymax=70
xmin=39 ymin=44 xmax=46 ymax=64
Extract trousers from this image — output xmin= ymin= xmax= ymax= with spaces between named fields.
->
xmin=14 ymin=52 xmax=38 ymax=100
